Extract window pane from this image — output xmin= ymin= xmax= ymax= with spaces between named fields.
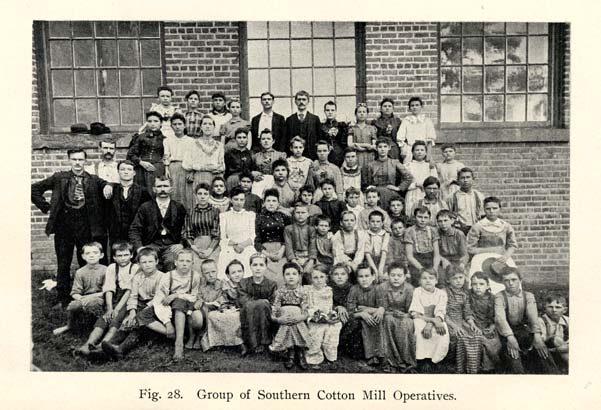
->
xmin=97 ymin=69 xmax=119 ymax=96
xmin=463 ymin=37 xmax=483 ymax=65
xmin=143 ymin=98 xmax=155 ymax=113
xmin=76 ymin=99 xmax=98 ymax=123
xmin=528 ymin=65 xmax=548 ymax=92
xmin=484 ymin=23 xmax=505 ymax=34
xmin=269 ymin=22 xmax=289 ymax=38
xmin=313 ymin=96 xmax=335 ymax=119
xmin=335 ymin=39 xmax=355 ymax=66
xmin=72 ymin=21 xmax=93 ymax=37
xmin=121 ymin=99 xmax=142 ymax=125
xmin=247 ymin=40 xmax=268 ymax=68
xmin=73 ymin=40 xmax=95 ymax=67
xmin=291 ymin=40 xmax=312 ymax=67
xmin=314 ymin=22 xmax=333 ymax=38
xmin=99 ymin=98 xmax=120 ymax=124
xmin=53 ymin=99 xmax=75 ymax=126
xmin=270 ymin=69 xmax=291 ymax=96
xmin=528 ymin=36 xmax=548 ymax=63
xmin=441 ymin=38 xmax=461 ymax=65
xmin=118 ymin=21 xmax=139 ymax=37
xmin=463 ymin=23 xmax=483 ymax=35
xmin=95 ymin=21 xmax=116 ymax=37
xmin=506 ymin=94 xmax=526 ymax=121
xmin=462 ymin=67 xmax=483 ymax=93
xmin=118 ymin=40 xmax=139 ymax=67
xmin=314 ymin=68 xmax=335 ymax=95
xmin=441 ymin=67 xmax=461 ymax=94
xmin=441 ymin=96 xmax=461 ymax=123
xmin=75 ymin=70 xmax=96 ymax=96
xmin=249 ymin=97 xmax=262 ymax=116
xmin=485 ymin=37 xmax=505 ymax=64
xmin=507 ymin=36 xmax=526 ymax=63
xmin=506 ymin=22 xmax=527 ymax=34
xmin=139 ymin=21 xmax=159 ymax=37
xmin=335 ymin=67 xmax=356 ymax=95
xmin=529 ymin=23 xmax=548 ymax=34
xmin=440 ymin=23 xmax=461 ymax=36
xmin=314 ymin=39 xmax=334 ymax=67
xmin=120 ymin=69 xmax=141 ymax=96
xmin=52 ymin=70 xmax=73 ymax=97
xmin=49 ymin=41 xmax=72 ymax=67
xmin=49 ymin=21 xmax=71 ymax=37
xmin=507 ymin=66 xmax=527 ymax=92
xmin=291 ymin=68 xmax=313 ymax=94
xmin=97 ymin=40 xmax=117 ymax=66
xmin=291 ymin=22 xmax=311 ymax=38
xmin=485 ymin=66 xmax=505 ymax=93
xmin=484 ymin=95 xmax=504 ymax=121
xmin=247 ymin=21 xmax=268 ymax=39
xmin=334 ymin=22 xmax=355 ymax=37
xmin=142 ymin=69 xmax=161 ymax=96
xmin=141 ymin=40 xmax=161 ymax=66
xmin=528 ymin=94 xmax=548 ymax=121
xmin=269 ymin=40 xmax=290 ymax=67
xmin=336 ymin=96 xmax=357 ymax=122
xmin=462 ymin=95 xmax=483 ymax=122
xmin=248 ymin=69 xmax=269 ymax=97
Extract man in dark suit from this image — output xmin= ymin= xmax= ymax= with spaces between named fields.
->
xmin=250 ymin=92 xmax=287 ymax=152
xmin=285 ymin=90 xmax=322 ymax=160
xmin=128 ymin=176 xmax=186 ymax=272
xmin=31 ymin=149 xmax=113 ymax=307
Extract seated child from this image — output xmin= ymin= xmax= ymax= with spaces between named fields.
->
xmin=404 ymin=206 xmax=441 ymax=287
xmin=409 ymin=269 xmax=450 ymax=371
xmin=385 ymin=218 xmax=407 ymax=274
xmin=287 ymin=136 xmax=312 ymax=192
xmin=387 ymin=197 xmax=411 ymax=227
xmin=271 ymin=159 xmax=298 ymax=215
xmin=269 ymin=262 xmax=311 ymax=370
xmin=358 ymin=187 xmax=392 ymax=232
xmin=468 ymin=271 xmax=502 ymax=372
xmin=53 ymin=242 xmax=107 ymax=336
xmin=314 ymin=215 xmax=335 ymax=271
xmin=209 ymin=176 xmax=231 ymax=213
xmin=284 ymin=202 xmax=318 ymax=281
xmin=344 ymin=187 xmax=364 ymax=222
xmin=379 ymin=262 xmax=416 ymax=372
xmin=494 ymin=268 xmax=559 ymax=374
xmin=298 ymin=184 xmax=323 ymax=225
xmin=364 ymin=210 xmax=390 ymax=283
xmin=306 ymin=140 xmax=344 ymax=202
xmin=330 ymin=263 xmax=363 ymax=358
xmin=445 ymin=167 xmax=485 ymax=236
xmin=340 ymin=148 xmax=364 ymax=204
xmin=538 ymin=293 xmax=569 ymax=372
xmin=436 ymin=209 xmax=468 ymax=284
xmin=304 ymin=265 xmax=343 ymax=370
xmin=411 ymin=176 xmax=448 ymax=225
xmin=251 ymin=129 xmax=286 ymax=198
xmin=332 ymin=210 xmax=367 ymax=274
xmin=224 ymin=127 xmax=255 ymax=191
xmin=239 ymin=171 xmax=263 ymax=214
xmin=101 ymin=248 xmax=165 ymax=359
xmin=347 ymin=264 xmax=386 ymax=367
xmin=315 ymin=178 xmax=347 ymax=233
xmin=238 ymin=253 xmax=278 ymax=354
xmin=75 ymin=241 xmax=138 ymax=355
xmin=201 ymin=259 xmax=245 ymax=353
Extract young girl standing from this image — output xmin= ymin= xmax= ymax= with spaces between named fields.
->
xmin=396 ymin=97 xmax=437 ymax=164
xmin=435 ymin=144 xmax=465 ymax=200
xmin=287 ymin=136 xmax=312 ymax=192
xmin=405 ymin=141 xmax=439 ymax=217
xmin=184 ymin=90 xmax=203 ymax=138
xmin=371 ymin=98 xmax=402 ymax=160
xmin=348 ymin=103 xmax=377 ymax=170
xmin=404 ymin=207 xmax=441 ymax=287
xmin=164 ymin=113 xmax=192 ymax=205
xmin=209 ymin=176 xmax=231 ymax=213
xmin=221 ymin=98 xmax=252 ymax=152
xmin=127 ymin=111 xmax=166 ymax=193
xmin=269 ymin=262 xmax=311 ymax=370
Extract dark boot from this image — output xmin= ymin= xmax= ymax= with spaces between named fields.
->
xmin=284 ymin=349 xmax=295 ymax=369
xmin=102 ymin=330 xmax=140 ymax=360
xmin=296 ymin=347 xmax=308 ymax=370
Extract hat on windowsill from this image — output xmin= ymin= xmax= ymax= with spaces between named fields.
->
xmin=89 ymin=122 xmax=111 ymax=136
xmin=70 ymin=123 xmax=89 ymax=134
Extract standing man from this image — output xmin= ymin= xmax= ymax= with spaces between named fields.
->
xmin=285 ymin=90 xmax=321 ymax=160
xmin=128 ymin=176 xmax=187 ymax=272
xmin=31 ymin=149 xmax=113 ymax=308
xmin=250 ymin=92 xmax=287 ymax=152
xmin=86 ymin=139 xmax=120 ymax=183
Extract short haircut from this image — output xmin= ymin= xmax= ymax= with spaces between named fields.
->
xmin=375 ymin=138 xmax=389 ymax=147
xmin=229 ymin=186 xmax=246 ymax=199
xmin=249 ymin=252 xmax=267 ymax=265
xmin=82 ymin=241 xmax=103 ymax=253
xmin=423 ymin=176 xmax=441 ymax=188
xmin=260 ymin=91 xmax=275 ymax=100
xmin=271 ymin=158 xmax=289 ymax=174
xmin=282 ymin=260 xmax=302 ymax=275
xmin=117 ymin=159 xmax=135 ymax=171
xmin=293 ymin=201 xmax=309 ymax=211
xmin=544 ymin=293 xmax=567 ymax=306
xmin=484 ymin=196 xmax=502 ymax=207
xmin=227 ymin=98 xmax=241 ymax=110
xmin=211 ymin=175 xmax=226 ymax=187
xmin=315 ymin=139 xmax=331 ymax=149
xmin=175 ymin=248 xmax=195 ymax=260
xmin=294 ymin=90 xmax=310 ymax=100
xmin=157 ymin=85 xmax=173 ymax=96
xmin=67 ymin=148 xmax=87 ymax=159
xmin=225 ymin=259 xmax=244 ymax=276
xmin=319 ymin=177 xmax=335 ymax=188
xmin=170 ymin=113 xmax=186 ymax=124
xmin=154 ymin=175 xmax=171 ymax=185
xmin=379 ymin=97 xmax=395 ymax=107
xmin=200 ymin=115 xmax=216 ymax=126
xmin=200 ymin=258 xmax=217 ymax=271
xmin=457 ymin=167 xmax=474 ymax=179
xmin=194 ymin=182 xmax=212 ymax=194
xmin=299 ymin=185 xmax=315 ymax=195
xmin=331 ymin=262 xmax=351 ymax=276
xmin=501 ymin=266 xmax=522 ymax=280
xmin=387 ymin=261 xmax=407 ymax=274
xmin=440 ymin=143 xmax=456 ymax=152
xmin=411 ymin=139 xmax=427 ymax=152
xmin=260 ymin=129 xmax=273 ymax=138
xmin=413 ymin=206 xmax=431 ymax=217
xmin=99 ymin=139 xmax=116 ymax=148
xmin=185 ymin=90 xmax=200 ymax=100
xmin=211 ymin=92 xmax=226 ymax=100
xmin=146 ymin=110 xmax=163 ymax=121
xmin=471 ymin=271 xmax=491 ymax=285
xmin=340 ymin=210 xmax=356 ymax=220
xmin=390 ymin=217 xmax=405 ymax=228
xmin=365 ymin=187 xmax=380 ymax=197
xmin=388 ymin=196 xmax=404 ymax=207
xmin=420 ymin=268 xmax=438 ymax=280
xmin=408 ymin=96 xmax=424 ymax=106
xmin=315 ymin=214 xmax=331 ymax=226
xmin=356 ymin=263 xmax=372 ymax=274
xmin=137 ymin=247 xmax=158 ymax=261
xmin=234 ymin=127 xmax=249 ymax=137
xmin=263 ymin=188 xmax=280 ymax=201
xmin=445 ymin=263 xmax=465 ymax=280
xmin=289 ymin=136 xmax=306 ymax=148
xmin=368 ymin=210 xmax=384 ymax=221
xmin=345 ymin=186 xmax=361 ymax=197
xmin=239 ymin=170 xmax=253 ymax=182
xmin=111 ymin=241 xmax=133 ymax=254
xmin=436 ymin=209 xmax=455 ymax=221
xmin=312 ymin=264 xmax=330 ymax=276
xmin=324 ymin=100 xmax=337 ymax=110
xmin=344 ymin=147 xmax=358 ymax=156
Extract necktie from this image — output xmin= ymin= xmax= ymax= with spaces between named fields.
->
xmin=74 ymin=177 xmax=84 ymax=202
xmin=299 ymin=113 xmax=305 ymax=121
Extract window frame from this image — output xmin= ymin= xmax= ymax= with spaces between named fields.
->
xmin=34 ymin=21 xmax=166 ymax=134
xmin=437 ymin=22 xmax=565 ymax=130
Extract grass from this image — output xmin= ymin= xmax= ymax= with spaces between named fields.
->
xmin=31 ymin=270 xmax=568 ymax=373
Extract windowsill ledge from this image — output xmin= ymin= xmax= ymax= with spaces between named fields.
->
xmin=438 ymin=127 xmax=570 ymax=143
xmin=32 ymin=133 xmax=134 ymax=150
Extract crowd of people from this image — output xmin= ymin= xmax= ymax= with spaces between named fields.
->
xmin=30 ymin=86 xmax=568 ymax=374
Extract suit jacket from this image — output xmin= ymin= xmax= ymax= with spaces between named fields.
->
xmin=128 ymin=199 xmax=187 ymax=250
xmin=31 ymin=171 xmax=109 ymax=237
xmin=105 ymin=183 xmax=152 ymax=239
xmin=285 ymin=112 xmax=322 ymax=160
xmin=251 ymin=111 xmax=287 ymax=152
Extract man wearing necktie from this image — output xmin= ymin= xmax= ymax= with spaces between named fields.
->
xmin=285 ymin=90 xmax=322 ymax=160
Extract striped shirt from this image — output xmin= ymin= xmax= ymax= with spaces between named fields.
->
xmin=183 ymin=204 xmax=221 ymax=240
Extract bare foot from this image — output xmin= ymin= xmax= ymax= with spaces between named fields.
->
xmin=75 ymin=343 xmax=90 ymax=356
xmin=184 ymin=339 xmax=194 ymax=349
xmin=165 ymin=322 xmax=175 ymax=339
xmin=173 ymin=342 xmax=184 ymax=361
xmin=191 ymin=337 xmax=201 ymax=350
xmin=52 ymin=325 xmax=70 ymax=336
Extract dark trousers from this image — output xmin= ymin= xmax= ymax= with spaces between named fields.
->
xmin=502 ymin=324 xmax=559 ymax=374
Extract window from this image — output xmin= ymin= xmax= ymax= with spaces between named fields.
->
xmin=439 ymin=22 xmax=551 ymax=126
xmin=40 ymin=21 xmax=163 ymax=132
xmin=244 ymin=22 xmax=361 ymax=121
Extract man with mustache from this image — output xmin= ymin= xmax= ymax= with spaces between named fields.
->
xmin=86 ymin=140 xmax=120 ymax=183
xmin=250 ymin=92 xmax=287 ymax=152
xmin=285 ymin=90 xmax=321 ymax=160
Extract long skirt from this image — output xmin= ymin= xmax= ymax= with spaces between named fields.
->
xmin=468 ymin=253 xmax=517 ymax=295
xmin=262 ymin=242 xmax=287 ymax=288
xmin=217 ymin=244 xmax=255 ymax=281
xmin=338 ymin=317 xmax=364 ymax=359
xmin=404 ymin=186 xmax=425 ymax=217
xmin=251 ymin=174 xmax=275 ymax=198
xmin=240 ymin=299 xmax=272 ymax=349
xmin=167 ymin=161 xmax=187 ymax=205
xmin=305 ymin=321 xmax=342 ymax=364
xmin=413 ymin=317 xmax=449 ymax=363
xmin=269 ymin=306 xmax=311 ymax=351
xmin=449 ymin=323 xmax=485 ymax=374
xmin=357 ymin=150 xmax=376 ymax=171
xmin=201 ymin=308 xmax=243 ymax=351
xmin=359 ymin=317 xmax=385 ymax=359
xmin=183 ymin=170 xmax=224 ymax=212
xmin=383 ymin=313 xmax=416 ymax=369
xmin=225 ymin=173 xmax=241 ymax=192
xmin=374 ymin=186 xmax=401 ymax=211
xmin=191 ymin=236 xmax=221 ymax=274
xmin=134 ymin=161 xmax=165 ymax=194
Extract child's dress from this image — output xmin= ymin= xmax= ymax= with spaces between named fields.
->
xmin=405 ymin=160 xmax=438 ymax=217
xmin=304 ymin=285 xmax=342 ymax=365
xmin=200 ymin=279 xmax=244 ymax=351
xmin=315 ymin=232 xmax=334 ymax=269
xmin=409 ymin=286 xmax=449 ymax=363
xmin=182 ymin=137 xmax=225 ymax=211
xmin=349 ymin=122 xmax=377 ymax=169
xmin=340 ymin=160 xmax=365 ymax=205
xmin=379 ymin=281 xmax=416 ymax=370
xmin=208 ymin=196 xmax=231 ymax=213
xmin=331 ymin=281 xmax=363 ymax=357
xmin=287 ymin=156 xmax=312 ymax=192
xmin=372 ymin=113 xmax=401 ymax=160
xmin=347 ymin=284 xmax=386 ymax=360
xmin=269 ymin=286 xmax=311 ymax=352
xmin=238 ymin=276 xmax=278 ymax=350
xmin=164 ymin=135 xmax=193 ymax=205
xmin=468 ymin=290 xmax=501 ymax=372
xmin=217 ymin=209 xmax=256 ymax=280
xmin=127 ymin=129 xmax=166 ymax=193
xmin=436 ymin=160 xmax=465 ymax=200
xmin=403 ymin=225 xmax=440 ymax=286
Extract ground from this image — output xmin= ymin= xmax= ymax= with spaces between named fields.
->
xmin=31 ymin=270 xmax=568 ymax=373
